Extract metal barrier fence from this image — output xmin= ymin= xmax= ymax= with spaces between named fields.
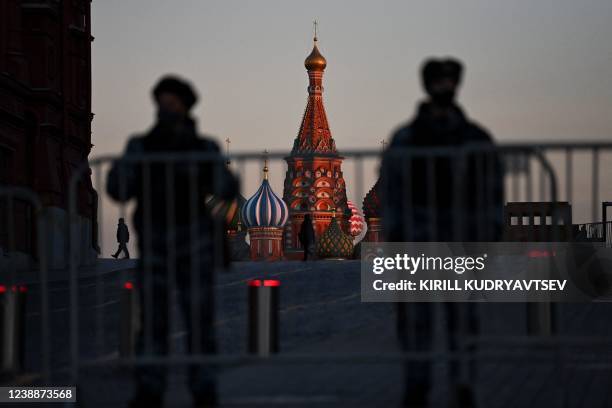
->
xmin=574 ymin=221 xmax=612 ymax=246
xmin=0 ymin=187 xmax=49 ymax=383
xmin=63 ymin=142 xmax=612 ymax=406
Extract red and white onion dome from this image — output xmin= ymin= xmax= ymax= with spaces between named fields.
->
xmin=347 ymin=201 xmax=365 ymax=237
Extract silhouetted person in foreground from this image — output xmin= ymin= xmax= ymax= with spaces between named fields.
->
xmin=381 ymin=58 xmax=503 ymax=408
xmin=107 ymin=76 xmax=239 ymax=408
xmin=111 ymin=218 xmax=130 ymax=259
xmin=299 ymin=214 xmax=315 ymax=261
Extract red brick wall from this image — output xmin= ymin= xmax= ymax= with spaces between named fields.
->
xmin=0 ymin=0 xmax=96 ymax=255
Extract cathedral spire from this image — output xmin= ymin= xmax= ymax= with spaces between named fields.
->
xmin=225 ymin=137 xmax=231 ymax=166
xmin=262 ymin=149 xmax=269 ymax=180
xmin=304 ymin=24 xmax=327 ymax=72
xmin=292 ymin=27 xmax=336 ymax=155
xmin=283 ymin=27 xmax=349 ymax=254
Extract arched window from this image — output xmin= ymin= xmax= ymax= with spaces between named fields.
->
xmin=316 ymin=202 xmax=331 ymax=211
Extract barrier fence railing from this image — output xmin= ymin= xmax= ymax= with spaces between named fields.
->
xmin=63 ymin=142 xmax=612 ymax=405
xmin=574 ymin=221 xmax=612 ymax=246
xmin=0 ymin=187 xmax=49 ymax=383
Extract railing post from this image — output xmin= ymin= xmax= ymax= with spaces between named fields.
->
xmin=602 ymin=202 xmax=611 ymax=245
xmin=526 ymin=303 xmax=553 ymax=335
xmin=526 ymin=251 xmax=555 ymax=336
xmin=0 ymin=285 xmax=27 ymax=374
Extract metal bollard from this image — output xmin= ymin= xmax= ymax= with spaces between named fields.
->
xmin=526 ymin=250 xmax=556 ymax=335
xmin=0 ymin=285 xmax=27 ymax=374
xmin=119 ymin=281 xmax=140 ymax=357
xmin=248 ymin=279 xmax=279 ymax=356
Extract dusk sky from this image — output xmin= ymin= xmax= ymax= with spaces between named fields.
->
xmin=90 ymin=0 xmax=612 ymax=252
xmin=92 ymin=0 xmax=612 ymax=155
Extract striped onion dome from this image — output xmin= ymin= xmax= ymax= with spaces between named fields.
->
xmin=241 ymin=163 xmax=289 ymax=228
xmin=347 ymin=201 xmax=366 ymax=237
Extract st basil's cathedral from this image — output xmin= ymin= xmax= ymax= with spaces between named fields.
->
xmin=282 ymin=32 xmax=351 ymax=256
xmin=216 ymin=31 xmax=380 ymax=261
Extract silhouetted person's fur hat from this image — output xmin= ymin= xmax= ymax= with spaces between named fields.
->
xmin=152 ymin=75 xmax=198 ymax=110
xmin=421 ymin=58 xmax=463 ymax=95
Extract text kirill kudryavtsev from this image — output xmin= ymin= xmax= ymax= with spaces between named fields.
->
xmin=370 ymin=254 xmax=567 ymax=293
xmin=372 ymin=279 xmax=567 ymax=292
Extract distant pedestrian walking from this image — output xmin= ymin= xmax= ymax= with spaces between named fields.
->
xmin=299 ymin=214 xmax=315 ymax=261
xmin=112 ymin=218 xmax=130 ymax=259
xmin=381 ymin=58 xmax=503 ymax=408
xmin=107 ymin=75 xmax=239 ymax=408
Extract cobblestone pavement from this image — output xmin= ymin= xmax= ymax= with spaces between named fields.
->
xmin=11 ymin=259 xmax=612 ymax=407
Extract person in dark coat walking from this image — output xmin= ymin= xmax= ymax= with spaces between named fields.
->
xmin=107 ymin=75 xmax=239 ymax=408
xmin=381 ymin=58 xmax=503 ymax=408
xmin=112 ymin=218 xmax=130 ymax=259
xmin=299 ymin=214 xmax=315 ymax=261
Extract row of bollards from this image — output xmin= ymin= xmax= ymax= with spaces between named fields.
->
xmin=119 ymin=278 xmax=280 ymax=357
xmin=0 ymin=285 xmax=27 ymax=374
xmin=1 ymin=268 xmax=554 ymax=374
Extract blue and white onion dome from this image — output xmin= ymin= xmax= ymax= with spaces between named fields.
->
xmin=241 ymin=161 xmax=289 ymax=228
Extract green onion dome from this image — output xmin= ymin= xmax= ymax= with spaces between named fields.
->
xmin=316 ymin=215 xmax=354 ymax=259
xmin=206 ymin=194 xmax=246 ymax=231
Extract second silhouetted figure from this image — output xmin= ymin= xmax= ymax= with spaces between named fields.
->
xmin=299 ymin=214 xmax=315 ymax=261
xmin=381 ymin=58 xmax=504 ymax=408
xmin=111 ymin=218 xmax=130 ymax=259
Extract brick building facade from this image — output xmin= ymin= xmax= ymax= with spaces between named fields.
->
xmin=0 ymin=0 xmax=97 ymax=269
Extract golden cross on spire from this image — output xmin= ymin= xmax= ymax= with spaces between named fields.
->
xmin=225 ymin=137 xmax=231 ymax=166
xmin=313 ymin=20 xmax=318 ymax=41
xmin=263 ymin=149 xmax=269 ymax=180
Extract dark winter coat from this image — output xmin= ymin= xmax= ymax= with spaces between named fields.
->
xmin=380 ymin=102 xmax=504 ymax=242
xmin=299 ymin=217 xmax=316 ymax=248
xmin=117 ymin=223 xmax=129 ymax=243
xmin=106 ymin=118 xmax=239 ymax=262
